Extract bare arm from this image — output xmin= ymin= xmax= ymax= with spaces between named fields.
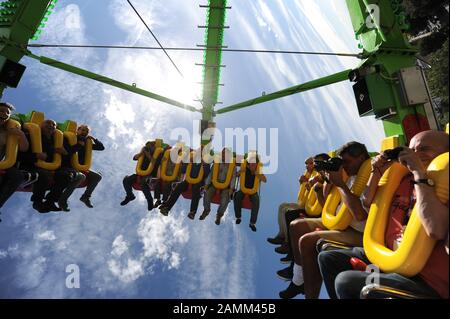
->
xmin=8 ymin=128 xmax=29 ymax=152
xmin=363 ymin=154 xmax=394 ymax=209
xmin=327 ymin=168 xmax=367 ymax=221
xmin=258 ymin=173 xmax=267 ymax=183
xmin=399 ymin=148 xmax=449 ymax=240
xmin=314 ymin=183 xmax=326 ymax=207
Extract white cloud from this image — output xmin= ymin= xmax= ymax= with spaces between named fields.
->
xmin=36 ymin=231 xmax=56 ymax=241
xmin=111 ymin=235 xmax=129 ymax=257
xmin=0 ymin=250 xmax=7 ymax=259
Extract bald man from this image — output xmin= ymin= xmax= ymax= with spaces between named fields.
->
xmin=318 ymin=130 xmax=449 ymax=299
xmin=18 ymin=120 xmax=66 ymax=213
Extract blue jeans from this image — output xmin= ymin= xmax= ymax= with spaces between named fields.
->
xmin=318 ymin=247 xmax=440 ymax=299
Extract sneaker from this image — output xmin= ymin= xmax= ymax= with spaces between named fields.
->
xmin=44 ymin=201 xmax=62 ymax=212
xmin=276 ymin=264 xmax=293 ymax=281
xmin=280 ymin=254 xmax=293 ymax=264
xmin=215 ymin=215 xmax=221 ymax=225
xmin=159 ymin=207 xmax=169 ymax=216
xmin=80 ymin=195 xmax=93 ymax=208
xmin=154 ymin=199 xmax=162 ymax=208
xmin=120 ymin=195 xmax=136 ymax=206
xmin=32 ymin=202 xmax=50 ymax=214
xmin=147 ymin=201 xmax=154 ymax=211
xmin=187 ymin=212 xmax=196 ymax=220
xmin=275 ymin=243 xmax=290 ymax=255
xmin=279 ymin=282 xmax=305 ymax=299
xmin=199 ymin=211 xmax=210 ymax=220
xmin=249 ymin=224 xmax=257 ymax=232
xmin=267 ymin=236 xmax=285 ymax=245
xmin=235 ymin=218 xmax=241 ymax=225
xmin=58 ymin=200 xmax=70 ymax=212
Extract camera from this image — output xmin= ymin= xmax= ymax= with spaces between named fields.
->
xmin=383 ymin=147 xmax=404 ymax=160
xmin=313 ymin=157 xmax=343 ymax=172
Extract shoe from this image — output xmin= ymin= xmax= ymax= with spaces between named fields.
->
xmin=32 ymin=202 xmax=50 ymax=214
xmin=154 ymin=199 xmax=162 ymax=208
xmin=275 ymin=243 xmax=290 ymax=255
xmin=187 ymin=212 xmax=196 ymax=220
xmin=236 ymin=218 xmax=241 ymax=225
xmin=120 ymin=195 xmax=136 ymax=206
xmin=147 ymin=201 xmax=154 ymax=211
xmin=58 ymin=200 xmax=70 ymax=212
xmin=280 ymin=254 xmax=293 ymax=264
xmin=199 ymin=211 xmax=209 ymax=220
xmin=159 ymin=207 xmax=169 ymax=216
xmin=215 ymin=215 xmax=221 ymax=225
xmin=44 ymin=201 xmax=62 ymax=212
xmin=249 ymin=224 xmax=257 ymax=232
xmin=276 ymin=264 xmax=293 ymax=281
xmin=279 ymin=282 xmax=305 ymax=299
xmin=80 ymin=195 xmax=93 ymax=208
xmin=267 ymin=236 xmax=285 ymax=245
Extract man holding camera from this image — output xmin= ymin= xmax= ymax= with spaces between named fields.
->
xmin=318 ymin=130 xmax=448 ymax=299
xmin=279 ymin=141 xmax=370 ymax=299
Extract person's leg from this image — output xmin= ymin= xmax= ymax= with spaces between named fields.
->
xmin=120 ymin=174 xmax=136 ymax=205
xmin=276 ymin=203 xmax=290 ymax=239
xmin=249 ymin=193 xmax=260 ymax=227
xmin=140 ymin=176 xmax=154 ymax=210
xmin=162 ymin=181 xmax=172 ymax=202
xmin=290 ymin=218 xmax=323 ymax=264
xmin=278 ymin=203 xmax=302 ymax=241
xmin=202 ymin=186 xmax=215 ymax=216
xmin=46 ymin=169 xmax=72 ymax=210
xmin=123 ymin=175 xmax=135 ymax=197
xmin=334 ymin=269 xmax=440 ymax=299
xmin=217 ymin=189 xmax=230 ymax=217
xmin=161 ymin=181 xmax=188 ymax=211
xmin=0 ymin=167 xmax=24 ymax=208
xmin=59 ymin=171 xmax=86 ymax=211
xmin=81 ymin=170 xmax=102 ymax=199
xmin=189 ymin=183 xmax=202 ymax=215
xmin=282 ymin=209 xmax=303 ymax=255
xmin=32 ymin=168 xmax=51 ymax=203
xmin=154 ymin=179 xmax=162 ymax=203
xmin=299 ymin=229 xmax=363 ymax=299
xmin=233 ymin=191 xmax=244 ymax=223
xmin=279 ymin=218 xmax=323 ymax=298
xmin=318 ymin=247 xmax=368 ymax=299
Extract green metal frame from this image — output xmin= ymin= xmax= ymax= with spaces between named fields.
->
xmin=0 ymin=0 xmax=438 ymax=145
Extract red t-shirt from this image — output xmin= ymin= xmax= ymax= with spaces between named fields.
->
xmin=385 ymin=175 xmax=449 ymax=298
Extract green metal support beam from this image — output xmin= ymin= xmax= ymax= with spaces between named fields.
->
xmin=0 ymin=0 xmax=54 ymax=95
xmin=200 ymin=0 xmax=228 ymax=121
xmin=216 ymin=69 xmax=351 ymax=114
xmin=345 ymin=0 xmax=430 ymax=141
xmin=25 ymin=52 xmax=200 ymax=113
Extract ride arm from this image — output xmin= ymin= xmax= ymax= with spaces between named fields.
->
xmin=216 ymin=69 xmax=351 ymax=114
xmin=25 ymin=52 xmax=200 ymax=113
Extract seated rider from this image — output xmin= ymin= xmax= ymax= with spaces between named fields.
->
xmin=233 ymin=153 xmax=267 ymax=232
xmin=120 ymin=141 xmax=162 ymax=211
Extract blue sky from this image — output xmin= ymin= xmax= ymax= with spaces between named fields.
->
xmin=0 ymin=0 xmax=385 ymax=298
